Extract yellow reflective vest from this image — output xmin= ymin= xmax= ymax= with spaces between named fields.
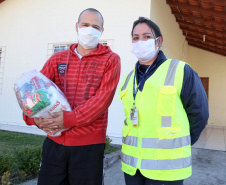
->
xmin=118 ymin=59 xmax=192 ymax=181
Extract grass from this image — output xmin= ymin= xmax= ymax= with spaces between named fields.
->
xmin=0 ymin=130 xmax=45 ymax=154
xmin=0 ymin=130 xmax=119 ymax=184
xmin=0 ymin=130 xmax=119 ymax=154
xmin=0 ymin=131 xmax=45 ymax=184
xmin=105 ymin=135 xmax=120 ymax=154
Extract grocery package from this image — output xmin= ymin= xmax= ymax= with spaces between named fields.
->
xmin=14 ymin=70 xmax=72 ymax=136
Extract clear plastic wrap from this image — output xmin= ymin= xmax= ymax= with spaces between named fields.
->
xmin=14 ymin=70 xmax=72 ymax=137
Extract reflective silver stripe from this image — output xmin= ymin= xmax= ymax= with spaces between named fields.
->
xmin=141 ymin=156 xmax=191 ymax=170
xmin=161 ymin=59 xmax=180 ymax=127
xmin=142 ymin=138 xmax=158 ymax=148
xmin=121 ymin=70 xmax=134 ymax=91
xmin=121 ymin=152 xmax=138 ymax=168
xmin=122 ymin=136 xmax=138 ymax=147
xmin=124 ymin=118 xmax=128 ymax=126
xmin=142 ymin=135 xmax=191 ymax=149
xmin=161 ymin=116 xmax=172 ymax=127
xmin=164 ymin=59 xmax=180 ymax=86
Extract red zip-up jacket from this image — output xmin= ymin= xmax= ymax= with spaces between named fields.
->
xmin=23 ymin=43 xmax=121 ymax=146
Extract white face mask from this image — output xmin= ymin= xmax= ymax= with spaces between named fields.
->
xmin=131 ymin=38 xmax=159 ymax=62
xmin=77 ymin=26 xmax=102 ymax=49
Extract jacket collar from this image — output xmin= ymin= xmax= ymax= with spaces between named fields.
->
xmin=136 ymin=50 xmax=167 ymax=74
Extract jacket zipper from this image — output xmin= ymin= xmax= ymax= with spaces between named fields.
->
xmin=72 ymin=58 xmax=82 ymax=108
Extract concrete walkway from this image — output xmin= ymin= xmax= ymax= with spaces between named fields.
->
xmin=105 ymin=148 xmax=226 ymax=185
xmin=20 ymin=148 xmax=226 ymax=185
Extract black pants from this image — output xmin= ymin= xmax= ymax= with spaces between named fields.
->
xmin=124 ymin=170 xmax=184 ymax=185
xmin=38 ymin=137 xmax=105 ymax=185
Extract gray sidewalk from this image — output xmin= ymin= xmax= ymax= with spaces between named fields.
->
xmin=20 ymin=148 xmax=226 ymax=185
xmin=105 ymin=148 xmax=226 ymax=185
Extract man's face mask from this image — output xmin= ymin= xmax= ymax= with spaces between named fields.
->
xmin=78 ymin=26 xmax=102 ymax=49
xmin=131 ymin=38 xmax=159 ymax=62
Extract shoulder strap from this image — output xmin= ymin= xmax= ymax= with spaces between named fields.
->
xmin=164 ymin=59 xmax=180 ymax=86
xmin=121 ymin=70 xmax=134 ymax=91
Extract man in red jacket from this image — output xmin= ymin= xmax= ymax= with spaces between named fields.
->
xmin=23 ymin=8 xmax=121 ymax=185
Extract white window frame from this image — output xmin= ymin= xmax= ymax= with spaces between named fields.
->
xmin=0 ymin=46 xmax=6 ymax=95
xmin=47 ymin=40 xmax=114 ymax=59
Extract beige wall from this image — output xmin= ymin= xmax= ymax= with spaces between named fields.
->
xmin=151 ymin=0 xmax=226 ymax=127
xmin=150 ymin=0 xmax=189 ymax=62
xmin=1 ymin=0 xmax=224 ymax=139
xmin=0 ymin=0 xmax=151 ymax=138
xmin=188 ymin=46 xmax=226 ymax=126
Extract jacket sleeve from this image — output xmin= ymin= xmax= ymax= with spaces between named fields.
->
xmin=23 ymin=56 xmax=56 ymax=126
xmin=181 ymin=64 xmax=209 ymax=145
xmin=63 ymin=54 xmax=121 ymax=128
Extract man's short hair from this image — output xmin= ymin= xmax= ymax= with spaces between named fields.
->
xmin=78 ymin=8 xmax=104 ymax=28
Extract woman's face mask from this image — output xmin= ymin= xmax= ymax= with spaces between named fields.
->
xmin=77 ymin=26 xmax=102 ymax=49
xmin=131 ymin=38 xmax=159 ymax=62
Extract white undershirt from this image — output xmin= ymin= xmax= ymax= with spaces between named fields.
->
xmin=74 ymin=47 xmax=83 ymax=59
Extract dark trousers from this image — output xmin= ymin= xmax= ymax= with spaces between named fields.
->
xmin=38 ymin=137 xmax=105 ymax=185
xmin=124 ymin=170 xmax=184 ymax=185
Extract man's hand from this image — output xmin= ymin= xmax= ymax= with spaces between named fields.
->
xmin=34 ymin=112 xmax=64 ymax=135
xmin=43 ymin=112 xmax=64 ymax=135
xmin=34 ymin=118 xmax=53 ymax=129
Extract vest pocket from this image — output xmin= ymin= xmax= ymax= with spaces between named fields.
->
xmin=157 ymin=86 xmax=177 ymax=116
xmin=118 ymin=88 xmax=130 ymax=118
xmin=122 ymin=125 xmax=131 ymax=137
xmin=117 ymin=88 xmax=128 ymax=100
xmin=158 ymin=127 xmax=182 ymax=140
xmin=157 ymin=127 xmax=184 ymax=160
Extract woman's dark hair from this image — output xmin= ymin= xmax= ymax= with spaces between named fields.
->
xmin=131 ymin=17 xmax=163 ymax=40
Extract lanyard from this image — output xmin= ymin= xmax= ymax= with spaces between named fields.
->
xmin=133 ymin=64 xmax=152 ymax=101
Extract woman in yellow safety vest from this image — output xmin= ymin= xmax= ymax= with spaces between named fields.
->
xmin=118 ymin=17 xmax=209 ymax=185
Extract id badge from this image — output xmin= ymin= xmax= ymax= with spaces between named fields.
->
xmin=130 ymin=107 xmax=138 ymax=127
xmin=132 ymin=108 xmax=138 ymax=127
